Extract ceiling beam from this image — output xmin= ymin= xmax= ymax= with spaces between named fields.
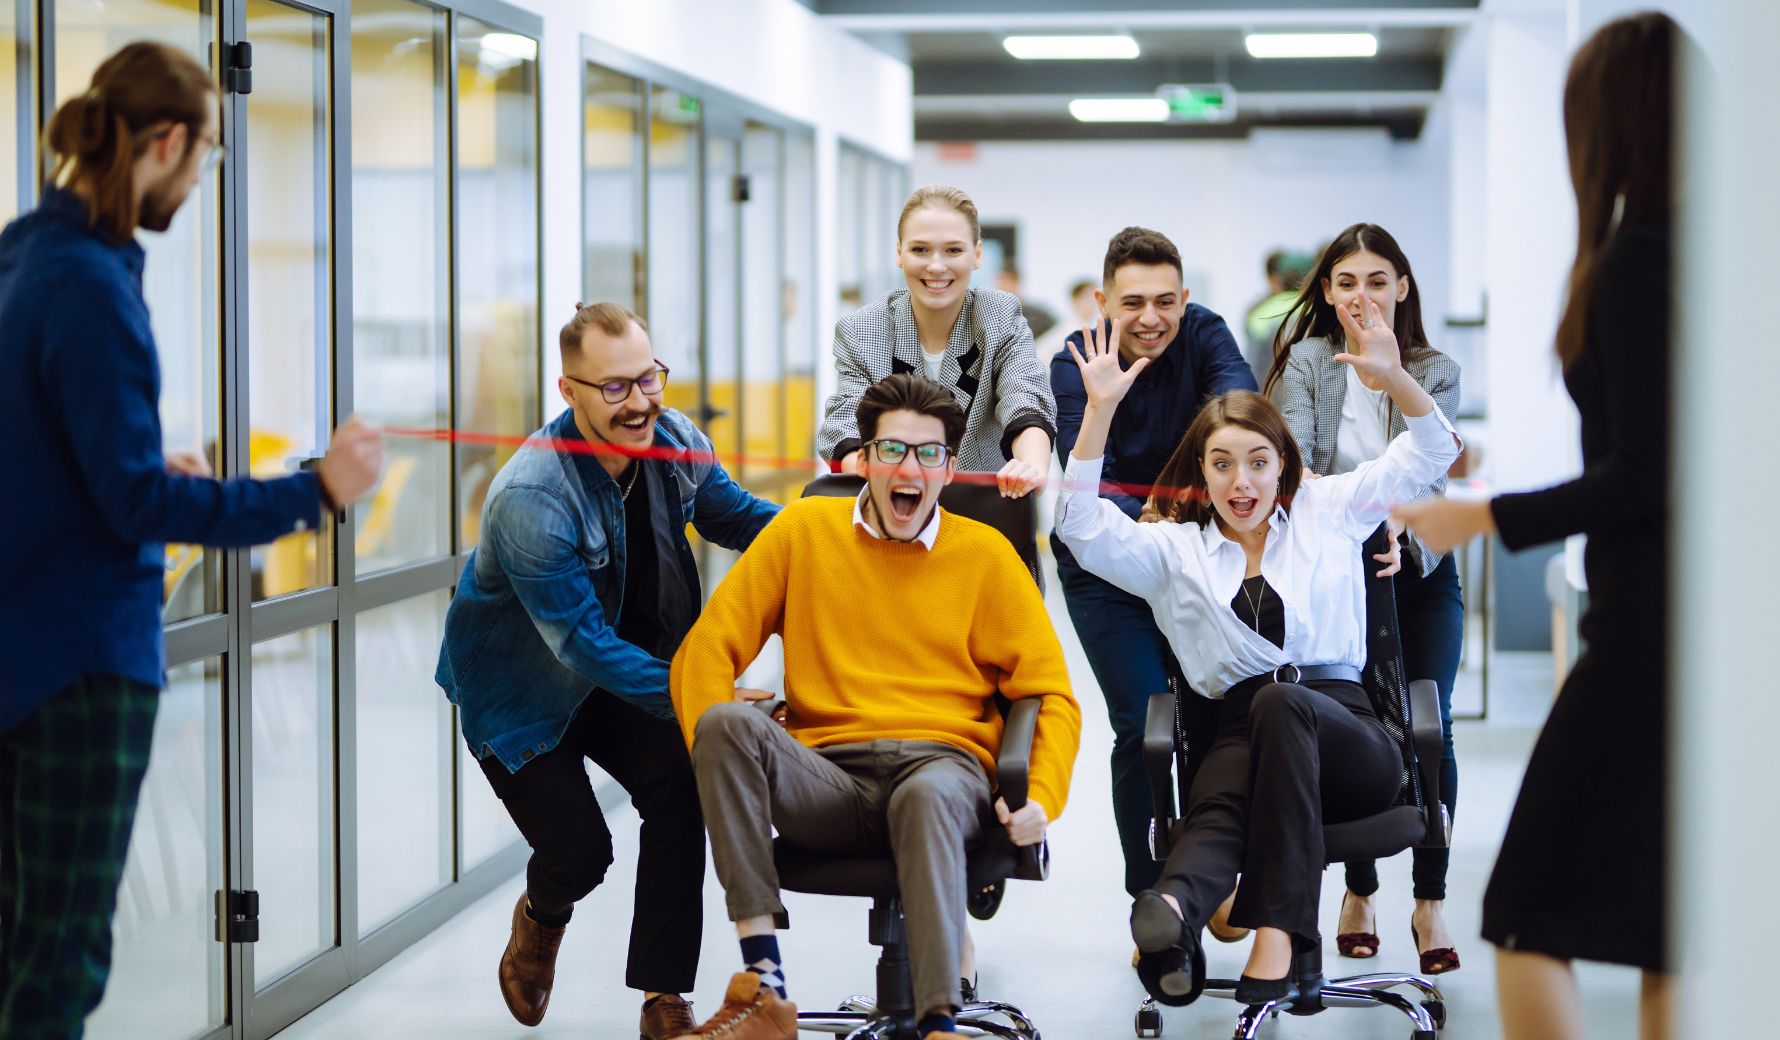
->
xmin=914 ymin=110 xmax=1429 ymax=142
xmin=914 ymin=56 xmax=1443 ymax=96
xmin=819 ymin=1 xmax=1478 ymax=31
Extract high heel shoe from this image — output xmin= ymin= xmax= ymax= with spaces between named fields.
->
xmin=1130 ymin=891 xmax=1206 ymax=1007
xmin=1410 ymin=921 xmax=1461 ymax=975
xmin=1233 ymin=973 xmax=1301 ymax=1007
xmin=1335 ymin=891 xmax=1379 ymax=959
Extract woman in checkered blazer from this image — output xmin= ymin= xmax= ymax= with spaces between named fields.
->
xmin=1262 ymin=222 xmax=1466 ymax=979
xmin=818 ymin=185 xmax=1056 ymax=499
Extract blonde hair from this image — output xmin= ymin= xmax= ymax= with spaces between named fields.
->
xmin=559 ymin=301 xmax=646 ymax=361
xmin=896 ymin=184 xmax=980 ymax=244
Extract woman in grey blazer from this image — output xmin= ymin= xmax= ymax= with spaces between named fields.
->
xmin=818 ymin=185 xmax=1055 ymax=498
xmin=1263 ymin=223 xmax=1465 ymax=977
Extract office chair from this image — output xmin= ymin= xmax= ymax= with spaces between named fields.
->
xmin=1134 ymin=524 xmax=1450 ymax=1039
xmin=769 ymin=474 xmax=1048 ymax=1038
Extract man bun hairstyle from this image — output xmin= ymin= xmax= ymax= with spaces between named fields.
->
xmin=1102 ymin=226 xmax=1183 ymax=284
xmin=855 ymin=373 xmax=966 ymax=453
xmin=559 ymin=300 xmax=646 ymax=361
xmin=44 ymin=41 xmax=214 ymax=243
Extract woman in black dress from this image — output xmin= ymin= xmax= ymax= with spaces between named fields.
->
xmin=1396 ymin=12 xmax=1677 ymax=1040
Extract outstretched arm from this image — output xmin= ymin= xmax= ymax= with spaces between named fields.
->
xmin=670 ymin=513 xmax=792 ymax=747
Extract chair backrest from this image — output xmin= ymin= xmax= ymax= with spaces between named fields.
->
xmin=800 ymin=473 xmax=1040 ymax=581
xmin=1168 ymin=522 xmax=1426 ymax=815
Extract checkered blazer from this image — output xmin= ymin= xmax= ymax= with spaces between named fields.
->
xmin=818 ymin=288 xmax=1056 ymax=472
xmin=1271 ymin=336 xmax=1462 ymax=576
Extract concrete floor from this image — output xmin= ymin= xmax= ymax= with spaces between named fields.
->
xmin=278 ymin=561 xmax=1645 ymax=1040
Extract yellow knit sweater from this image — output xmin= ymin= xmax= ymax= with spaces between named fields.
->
xmin=671 ymin=495 xmax=1081 ymax=819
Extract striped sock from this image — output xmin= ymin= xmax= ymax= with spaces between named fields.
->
xmin=740 ymin=934 xmax=786 ymax=998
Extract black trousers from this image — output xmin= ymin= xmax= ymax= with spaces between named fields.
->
xmin=478 ymin=689 xmax=704 ymax=994
xmin=1154 ymin=680 xmax=1402 ymax=943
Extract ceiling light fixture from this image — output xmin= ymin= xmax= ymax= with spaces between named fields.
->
xmin=1244 ymin=32 xmax=1378 ymax=59
xmin=1068 ymin=97 xmax=1169 ymax=123
xmin=1004 ymin=35 xmax=1140 ymax=60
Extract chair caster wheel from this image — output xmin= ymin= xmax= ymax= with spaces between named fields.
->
xmin=1421 ymin=999 xmax=1445 ymax=1030
xmin=1413 ymin=1031 xmax=1438 ymax=1040
xmin=1134 ymin=999 xmax=1163 ymax=1037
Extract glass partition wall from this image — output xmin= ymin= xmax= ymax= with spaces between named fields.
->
xmin=8 ymin=1 xmax=541 ymax=1037
xmin=581 ymin=43 xmax=817 ymax=509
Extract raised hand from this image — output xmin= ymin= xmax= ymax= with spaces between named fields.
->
xmin=1066 ymin=318 xmax=1149 ymax=409
xmin=1333 ymin=294 xmax=1403 ymax=392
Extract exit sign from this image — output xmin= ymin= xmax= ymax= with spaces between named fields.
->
xmin=1158 ymin=84 xmax=1237 ymax=124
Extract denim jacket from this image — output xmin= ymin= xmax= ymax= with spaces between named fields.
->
xmin=436 ymin=408 xmax=779 ymax=773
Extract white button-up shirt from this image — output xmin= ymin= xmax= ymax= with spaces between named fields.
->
xmin=1056 ymin=407 xmax=1460 ymax=699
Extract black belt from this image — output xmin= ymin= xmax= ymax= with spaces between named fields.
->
xmin=1224 ymin=664 xmax=1363 ymax=702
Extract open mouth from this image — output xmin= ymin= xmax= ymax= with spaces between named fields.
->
xmin=613 ymin=411 xmax=654 ymax=436
xmin=1130 ymin=327 xmax=1166 ymax=347
xmin=920 ymin=277 xmax=954 ymax=294
xmin=888 ymin=484 xmax=923 ymax=522
xmin=1228 ymin=496 xmax=1258 ymax=520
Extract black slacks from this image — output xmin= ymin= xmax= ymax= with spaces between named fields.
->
xmin=1155 ymin=679 xmax=1402 ymax=943
xmin=478 ymin=689 xmax=705 ymax=994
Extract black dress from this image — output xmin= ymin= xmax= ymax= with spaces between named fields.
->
xmin=1481 ymin=221 xmax=1670 ymax=971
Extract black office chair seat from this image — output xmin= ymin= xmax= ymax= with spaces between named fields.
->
xmin=775 ymin=831 xmax=1043 ymax=904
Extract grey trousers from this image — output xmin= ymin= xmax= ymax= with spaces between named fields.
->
xmin=690 ymin=702 xmax=992 ymax=1018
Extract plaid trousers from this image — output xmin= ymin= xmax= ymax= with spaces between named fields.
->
xmin=0 ymin=675 xmax=159 ymax=1040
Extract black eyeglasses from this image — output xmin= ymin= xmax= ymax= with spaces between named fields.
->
xmin=864 ymin=438 xmax=951 ymax=467
xmin=565 ymin=361 xmax=671 ymax=404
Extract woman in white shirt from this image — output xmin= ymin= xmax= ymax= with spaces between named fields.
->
xmin=1054 ymin=301 xmax=1459 ymax=1008
xmin=1263 ymin=223 xmax=1466 ymax=977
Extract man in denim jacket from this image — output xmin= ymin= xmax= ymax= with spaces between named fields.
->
xmin=436 ymin=302 xmax=779 ymax=1039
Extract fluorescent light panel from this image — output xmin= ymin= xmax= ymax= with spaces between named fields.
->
xmin=1068 ymin=97 xmax=1169 ymax=123
xmin=1245 ymin=32 xmax=1378 ymax=59
xmin=1004 ymin=34 xmax=1140 ymax=60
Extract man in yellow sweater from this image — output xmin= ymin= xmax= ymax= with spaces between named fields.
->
xmin=668 ymin=374 xmax=1080 ymax=1040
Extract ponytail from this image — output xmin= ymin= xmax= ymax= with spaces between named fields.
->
xmin=41 ymin=43 xmax=213 ymax=242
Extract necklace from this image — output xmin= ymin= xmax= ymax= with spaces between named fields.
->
xmin=1240 ymin=575 xmax=1267 ymax=633
xmin=620 ymin=461 xmax=640 ymax=502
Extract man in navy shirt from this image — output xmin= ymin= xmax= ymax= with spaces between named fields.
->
xmin=0 ymin=43 xmax=383 ymax=1036
xmin=1050 ymin=227 xmax=1256 ymax=900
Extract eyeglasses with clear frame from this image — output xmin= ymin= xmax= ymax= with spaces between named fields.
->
xmin=564 ymin=361 xmax=672 ymax=404
xmin=863 ymin=438 xmax=951 ymax=467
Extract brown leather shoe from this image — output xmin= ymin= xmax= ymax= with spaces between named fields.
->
xmin=668 ymin=972 xmax=796 ymax=1039
xmin=640 ymin=994 xmax=697 ymax=1040
xmin=498 ymin=891 xmax=566 ymax=1026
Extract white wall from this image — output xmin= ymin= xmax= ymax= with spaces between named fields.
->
xmin=912 ymin=132 xmax=1452 ymax=372
xmin=506 ymin=0 xmax=912 ymax=393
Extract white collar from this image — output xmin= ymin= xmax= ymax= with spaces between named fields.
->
xmin=852 ymin=488 xmax=941 ymax=551
xmin=1198 ymin=505 xmax=1288 ymax=555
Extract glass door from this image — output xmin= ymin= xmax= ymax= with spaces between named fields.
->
xmin=738 ymin=120 xmax=784 ymax=494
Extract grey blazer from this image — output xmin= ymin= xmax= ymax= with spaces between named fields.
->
xmin=1272 ymin=336 xmax=1462 ymax=576
xmin=817 ymin=287 xmax=1056 ymax=472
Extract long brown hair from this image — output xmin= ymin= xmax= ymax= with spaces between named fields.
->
xmin=1555 ymin=12 xmax=1675 ymax=369
xmin=43 ymin=42 xmax=214 ymax=242
xmin=1262 ymin=222 xmax=1431 ymax=396
xmin=1150 ymin=391 xmax=1304 ymax=526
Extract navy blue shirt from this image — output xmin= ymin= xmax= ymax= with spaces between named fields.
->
xmin=1049 ymin=303 xmax=1256 ymax=565
xmin=0 ymin=188 xmax=321 ymax=730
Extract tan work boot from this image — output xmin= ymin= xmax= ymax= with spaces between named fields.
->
xmin=669 ymin=972 xmax=797 ymax=1039
xmin=497 ymin=892 xmax=566 ymax=1026
xmin=641 ymin=993 xmax=698 ymax=1039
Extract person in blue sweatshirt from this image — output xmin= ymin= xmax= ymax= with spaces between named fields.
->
xmin=0 ymin=43 xmax=383 ymax=1037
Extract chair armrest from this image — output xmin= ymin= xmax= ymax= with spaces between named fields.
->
xmin=1144 ymin=692 xmax=1178 ymax=860
xmin=1408 ymin=679 xmax=1450 ymax=848
xmin=995 ymin=698 xmax=1048 ymax=881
